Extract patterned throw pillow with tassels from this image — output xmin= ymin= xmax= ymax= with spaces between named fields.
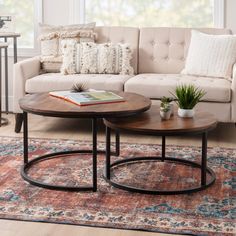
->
xmin=38 ymin=22 xmax=96 ymax=73
xmin=61 ymin=41 xmax=134 ymax=75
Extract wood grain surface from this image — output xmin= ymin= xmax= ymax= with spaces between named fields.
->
xmin=104 ymin=105 xmax=217 ymax=135
xmin=19 ymin=92 xmax=151 ymax=118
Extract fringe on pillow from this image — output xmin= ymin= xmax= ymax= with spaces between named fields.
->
xmin=59 ymin=30 xmax=96 ymax=40
xmin=38 ymin=30 xmax=96 ymax=41
xmin=40 ymin=56 xmax=63 ymax=63
xmin=120 ymin=44 xmax=134 ymax=75
xmin=60 ymin=41 xmax=134 ymax=75
xmin=60 ymin=39 xmax=77 ymax=75
xmin=39 ymin=32 xmax=59 ymax=41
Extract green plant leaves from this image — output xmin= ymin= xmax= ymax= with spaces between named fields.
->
xmin=171 ymin=84 xmax=206 ymax=109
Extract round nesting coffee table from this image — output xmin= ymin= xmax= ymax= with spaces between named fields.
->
xmin=19 ymin=92 xmax=151 ymax=192
xmin=104 ymin=105 xmax=217 ymax=195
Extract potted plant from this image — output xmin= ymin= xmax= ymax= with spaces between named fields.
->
xmin=71 ymin=83 xmax=88 ymax=92
xmin=172 ymin=84 xmax=206 ymax=118
xmin=160 ymin=98 xmax=172 ymax=120
xmin=161 ymin=96 xmax=174 ymax=116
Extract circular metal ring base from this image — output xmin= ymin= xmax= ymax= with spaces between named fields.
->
xmin=105 ymin=157 xmax=216 ymax=195
xmin=21 ymin=150 xmax=106 ymax=192
xmin=0 ymin=117 xmax=8 ymax=126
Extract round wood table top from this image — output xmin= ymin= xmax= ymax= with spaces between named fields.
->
xmin=19 ymin=92 xmax=151 ymax=118
xmin=104 ymin=105 xmax=218 ymax=135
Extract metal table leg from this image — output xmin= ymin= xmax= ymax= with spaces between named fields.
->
xmin=23 ymin=112 xmax=28 ymax=164
xmin=4 ymin=37 xmax=8 ymax=113
xmin=92 ymin=118 xmax=98 ymax=192
xmin=13 ymin=36 xmax=18 ymax=63
xmin=104 ymin=129 xmax=215 ymax=195
xmin=115 ymin=131 xmax=120 ymax=156
xmin=21 ymin=117 xmax=99 ymax=192
xmin=105 ymin=126 xmax=111 ymax=179
xmin=0 ymin=47 xmax=8 ymax=127
xmin=201 ymin=132 xmax=207 ymax=186
xmin=162 ymin=136 xmax=166 ymax=161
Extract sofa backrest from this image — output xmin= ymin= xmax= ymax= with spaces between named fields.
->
xmin=138 ymin=27 xmax=232 ymax=74
xmin=95 ymin=26 xmax=139 ymax=74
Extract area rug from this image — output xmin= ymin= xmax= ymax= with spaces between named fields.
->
xmin=0 ymin=136 xmax=235 ymax=235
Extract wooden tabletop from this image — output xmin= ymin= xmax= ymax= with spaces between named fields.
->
xmin=104 ymin=105 xmax=217 ymax=135
xmin=19 ymin=92 xmax=151 ymax=118
xmin=0 ymin=32 xmax=20 ymax=37
xmin=0 ymin=42 xmax=9 ymax=48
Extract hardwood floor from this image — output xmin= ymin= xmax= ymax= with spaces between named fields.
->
xmin=0 ymin=113 xmax=235 ymax=236
xmin=1 ymin=114 xmax=236 ymax=147
xmin=0 ymin=220 xmax=173 ymax=236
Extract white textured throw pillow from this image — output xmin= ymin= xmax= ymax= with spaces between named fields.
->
xmin=39 ymin=22 xmax=96 ymax=73
xmin=61 ymin=41 xmax=134 ymax=75
xmin=182 ymin=30 xmax=236 ymax=79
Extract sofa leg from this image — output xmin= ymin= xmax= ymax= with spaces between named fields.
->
xmin=15 ymin=113 xmax=23 ymax=133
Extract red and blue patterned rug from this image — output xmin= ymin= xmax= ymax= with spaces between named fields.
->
xmin=0 ymin=136 xmax=235 ymax=235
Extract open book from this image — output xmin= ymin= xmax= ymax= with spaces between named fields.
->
xmin=49 ymin=90 xmax=125 ymax=106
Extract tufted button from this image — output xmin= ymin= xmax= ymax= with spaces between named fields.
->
xmin=107 ymin=39 xmax=111 ymax=43
xmin=150 ymin=40 xmax=155 ymax=45
xmin=121 ymin=39 xmax=125 ymax=43
xmin=150 ymin=55 xmax=154 ymax=60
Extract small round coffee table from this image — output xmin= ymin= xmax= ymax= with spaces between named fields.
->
xmin=19 ymin=92 xmax=151 ymax=192
xmin=104 ymin=105 xmax=217 ymax=195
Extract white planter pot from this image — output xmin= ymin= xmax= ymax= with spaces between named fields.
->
xmin=169 ymin=103 xmax=174 ymax=116
xmin=160 ymin=110 xmax=171 ymax=120
xmin=178 ymin=108 xmax=195 ymax=118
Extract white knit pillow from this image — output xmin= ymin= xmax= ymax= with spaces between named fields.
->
xmin=182 ymin=30 xmax=236 ymax=79
xmin=61 ymin=42 xmax=134 ymax=75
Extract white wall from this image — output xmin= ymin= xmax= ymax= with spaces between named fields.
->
xmin=1 ymin=0 xmax=236 ymax=112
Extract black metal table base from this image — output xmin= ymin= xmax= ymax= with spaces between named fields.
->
xmin=0 ymin=117 xmax=8 ymax=126
xmin=21 ymin=150 xmax=102 ymax=192
xmin=21 ymin=112 xmax=120 ymax=192
xmin=105 ymin=156 xmax=216 ymax=195
xmin=104 ymin=126 xmax=216 ymax=195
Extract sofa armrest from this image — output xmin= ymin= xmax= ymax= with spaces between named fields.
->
xmin=231 ymin=63 xmax=236 ymax=122
xmin=13 ymin=56 xmax=41 ymax=113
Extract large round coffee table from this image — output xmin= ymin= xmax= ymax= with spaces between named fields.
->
xmin=104 ymin=105 xmax=217 ymax=195
xmin=19 ymin=92 xmax=151 ymax=192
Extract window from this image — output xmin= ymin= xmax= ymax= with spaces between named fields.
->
xmin=76 ymin=0 xmax=224 ymax=28
xmin=0 ymin=0 xmax=42 ymax=55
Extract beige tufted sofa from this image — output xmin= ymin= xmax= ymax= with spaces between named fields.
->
xmin=13 ymin=26 xmax=236 ymax=132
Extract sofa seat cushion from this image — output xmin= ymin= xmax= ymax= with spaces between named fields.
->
xmin=25 ymin=73 xmax=132 ymax=93
xmin=125 ymin=74 xmax=231 ymax=103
